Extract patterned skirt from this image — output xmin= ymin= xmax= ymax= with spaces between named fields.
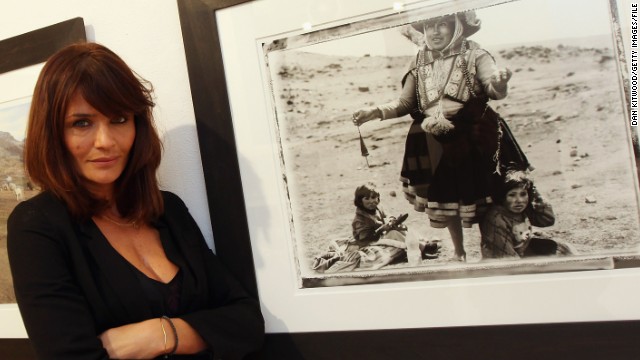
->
xmin=400 ymin=99 xmax=529 ymax=228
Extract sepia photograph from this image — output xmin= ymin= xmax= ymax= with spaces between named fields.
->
xmin=0 ymin=96 xmax=33 ymax=304
xmin=262 ymin=0 xmax=640 ymax=287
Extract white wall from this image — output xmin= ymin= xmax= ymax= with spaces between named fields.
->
xmin=0 ymin=0 xmax=214 ymax=245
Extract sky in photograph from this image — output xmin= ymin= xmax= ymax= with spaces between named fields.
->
xmin=0 ymin=98 xmax=30 ymax=141
xmin=302 ymin=0 xmax=614 ymax=56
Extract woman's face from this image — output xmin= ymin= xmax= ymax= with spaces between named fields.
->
xmin=361 ymin=194 xmax=380 ymax=211
xmin=424 ymin=17 xmax=456 ymax=51
xmin=504 ymin=186 xmax=529 ymax=214
xmin=64 ymin=91 xmax=135 ymax=198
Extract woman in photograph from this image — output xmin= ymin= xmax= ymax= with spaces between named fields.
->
xmin=7 ymin=42 xmax=264 ymax=359
xmin=480 ymin=169 xmax=576 ymax=259
xmin=352 ymin=10 xmax=529 ymax=262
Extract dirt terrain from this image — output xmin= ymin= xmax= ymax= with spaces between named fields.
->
xmin=268 ymin=40 xmax=640 ymax=277
xmin=0 ymin=190 xmax=36 ymax=303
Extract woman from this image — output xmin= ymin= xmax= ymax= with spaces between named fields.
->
xmin=352 ymin=11 xmax=529 ymax=262
xmin=7 ymin=43 xmax=264 ymax=359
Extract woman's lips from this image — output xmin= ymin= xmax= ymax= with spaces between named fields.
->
xmin=90 ymin=157 xmax=118 ymax=166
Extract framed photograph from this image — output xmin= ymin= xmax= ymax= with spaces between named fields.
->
xmin=0 ymin=17 xmax=85 ymax=338
xmin=179 ymin=0 xmax=640 ymax=356
xmin=262 ymin=0 xmax=640 ymax=288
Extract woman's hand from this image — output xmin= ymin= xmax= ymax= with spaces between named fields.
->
xmin=99 ymin=317 xmax=207 ymax=359
xmin=99 ymin=319 xmax=166 ymax=359
xmin=352 ymin=107 xmax=381 ymax=126
xmin=490 ymin=68 xmax=512 ymax=92
xmin=530 ymin=185 xmax=546 ymax=209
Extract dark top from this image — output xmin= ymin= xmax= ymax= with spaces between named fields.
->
xmin=109 ymin=221 xmax=184 ymax=317
xmin=7 ymin=191 xmax=264 ymax=359
xmin=134 ymin=269 xmax=183 ymax=317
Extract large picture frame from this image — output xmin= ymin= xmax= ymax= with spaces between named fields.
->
xmin=178 ymin=0 xmax=640 ymax=358
xmin=0 ymin=18 xmax=86 ymax=345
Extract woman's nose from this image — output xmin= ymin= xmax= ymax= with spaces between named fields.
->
xmin=94 ymin=123 xmax=115 ymax=148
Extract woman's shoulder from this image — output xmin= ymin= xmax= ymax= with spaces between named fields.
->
xmin=7 ymin=191 xmax=73 ymax=243
xmin=159 ymin=190 xmax=192 ymax=218
xmin=466 ymin=40 xmax=487 ymax=52
xmin=9 ymin=191 xmax=67 ymax=222
xmin=466 ymin=41 xmax=493 ymax=59
xmin=407 ymin=53 xmax=418 ymax=69
xmin=161 ymin=190 xmax=185 ymax=206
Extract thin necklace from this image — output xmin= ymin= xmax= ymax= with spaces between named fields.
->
xmin=100 ymin=214 xmax=139 ymax=229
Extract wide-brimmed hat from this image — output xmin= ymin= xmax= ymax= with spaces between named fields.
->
xmin=410 ymin=10 xmax=481 ymax=38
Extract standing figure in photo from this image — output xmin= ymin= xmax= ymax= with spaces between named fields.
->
xmin=480 ymin=170 xmax=576 ymax=259
xmin=7 ymin=43 xmax=263 ymax=359
xmin=352 ymin=11 xmax=529 ymax=262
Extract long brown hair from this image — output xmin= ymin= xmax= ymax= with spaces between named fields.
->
xmin=25 ymin=42 xmax=163 ymax=222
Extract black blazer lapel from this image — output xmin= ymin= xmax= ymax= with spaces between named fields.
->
xmin=160 ymin=192 xmax=210 ymax=311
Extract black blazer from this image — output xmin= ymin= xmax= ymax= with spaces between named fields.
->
xmin=7 ymin=191 xmax=264 ymax=359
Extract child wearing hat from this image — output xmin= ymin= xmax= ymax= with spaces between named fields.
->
xmin=352 ymin=11 xmax=529 ymax=262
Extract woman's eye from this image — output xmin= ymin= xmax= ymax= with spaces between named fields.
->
xmin=71 ymin=119 xmax=91 ymax=128
xmin=112 ymin=116 xmax=127 ymax=124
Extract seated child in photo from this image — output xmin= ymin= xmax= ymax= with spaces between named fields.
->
xmin=480 ymin=170 xmax=576 ymax=259
xmin=351 ymin=182 xmax=408 ymax=249
xmin=313 ymin=182 xmax=439 ymax=273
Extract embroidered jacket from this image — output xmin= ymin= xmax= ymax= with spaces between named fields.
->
xmin=378 ymin=40 xmax=507 ymax=121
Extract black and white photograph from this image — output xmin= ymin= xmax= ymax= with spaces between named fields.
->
xmin=261 ymin=0 xmax=640 ymax=287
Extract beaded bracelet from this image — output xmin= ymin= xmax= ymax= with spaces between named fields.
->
xmin=161 ymin=316 xmax=179 ymax=358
